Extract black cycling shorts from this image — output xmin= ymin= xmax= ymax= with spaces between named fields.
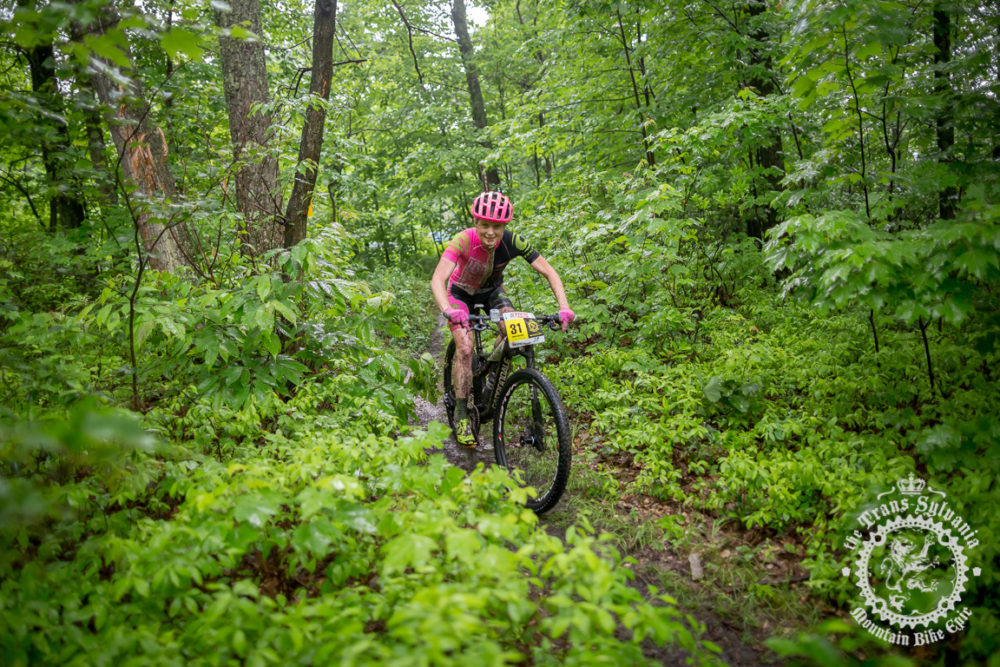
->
xmin=447 ymin=283 xmax=513 ymax=326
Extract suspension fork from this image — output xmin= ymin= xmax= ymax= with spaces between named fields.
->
xmin=520 ymin=345 xmax=536 ymax=370
xmin=519 ymin=347 xmax=546 ymax=444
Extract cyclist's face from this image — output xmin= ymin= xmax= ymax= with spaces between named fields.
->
xmin=475 ymin=220 xmax=505 ymax=249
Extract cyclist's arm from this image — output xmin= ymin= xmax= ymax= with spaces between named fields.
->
xmin=431 ymin=256 xmax=458 ymax=314
xmin=529 ymin=255 xmax=570 ymax=311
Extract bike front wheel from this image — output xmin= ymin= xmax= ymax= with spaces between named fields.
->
xmin=493 ymin=368 xmax=571 ymax=514
xmin=443 ymin=339 xmax=457 ymax=432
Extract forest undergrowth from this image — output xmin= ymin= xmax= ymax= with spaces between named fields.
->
xmin=5 ymin=0 xmax=1000 ymax=661
xmin=4 ymin=206 xmax=998 ymax=665
xmin=0 ymin=236 xmax=721 ymax=665
xmin=482 ymin=177 xmax=1000 ymax=665
xmin=3 ymin=185 xmax=998 ymax=665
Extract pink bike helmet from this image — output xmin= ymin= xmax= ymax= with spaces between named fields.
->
xmin=470 ymin=191 xmax=513 ymax=223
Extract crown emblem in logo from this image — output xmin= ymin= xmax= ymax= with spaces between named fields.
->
xmin=897 ymin=473 xmax=926 ymax=496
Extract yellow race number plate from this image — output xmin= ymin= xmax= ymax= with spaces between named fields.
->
xmin=503 ymin=311 xmax=545 ymax=348
xmin=505 ymin=317 xmax=529 ymax=342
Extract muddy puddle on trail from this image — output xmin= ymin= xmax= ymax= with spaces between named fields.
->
xmin=413 ymin=392 xmax=496 ymax=471
xmin=410 ymin=314 xmax=496 ymax=472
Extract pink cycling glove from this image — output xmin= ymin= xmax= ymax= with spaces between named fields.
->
xmin=445 ymin=308 xmax=469 ymax=329
xmin=559 ymin=308 xmax=575 ymax=332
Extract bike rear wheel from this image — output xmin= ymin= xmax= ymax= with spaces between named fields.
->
xmin=493 ymin=368 xmax=571 ymax=514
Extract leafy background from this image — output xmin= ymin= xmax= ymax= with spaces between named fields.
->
xmin=1 ymin=0 xmax=998 ymax=664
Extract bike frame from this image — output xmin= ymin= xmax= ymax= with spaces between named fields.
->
xmin=467 ymin=311 xmax=552 ymax=426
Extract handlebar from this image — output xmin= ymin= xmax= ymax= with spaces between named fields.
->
xmin=465 ymin=313 xmax=563 ymax=332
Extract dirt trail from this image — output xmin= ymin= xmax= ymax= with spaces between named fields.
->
xmin=411 ymin=314 xmax=494 ymax=470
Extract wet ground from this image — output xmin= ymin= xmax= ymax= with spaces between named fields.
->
xmin=411 ymin=313 xmax=495 ymax=470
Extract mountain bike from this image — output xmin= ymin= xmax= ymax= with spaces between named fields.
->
xmin=443 ymin=309 xmax=571 ymax=514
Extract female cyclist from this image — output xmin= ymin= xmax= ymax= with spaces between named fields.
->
xmin=430 ymin=191 xmax=574 ymax=446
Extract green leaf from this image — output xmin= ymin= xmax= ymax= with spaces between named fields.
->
xmin=202 ymin=335 xmax=220 ymax=366
xmin=271 ymin=300 xmax=298 ymax=325
xmin=96 ymin=303 xmax=113 ymax=326
xmin=134 ymin=318 xmax=155 ymax=352
xmin=256 ymin=275 xmax=271 ymax=302
xmin=445 ymin=528 xmax=483 ymax=567
xmin=229 ymin=24 xmax=258 ymax=41
xmin=232 ymin=629 xmax=247 ymax=656
xmin=264 ymin=331 xmax=281 ymax=358
xmin=233 ymin=492 xmax=280 ymax=527
xmin=855 ymin=41 xmax=881 ymax=60
xmin=316 ymin=474 xmax=364 ymax=498
xmin=954 ymin=248 xmax=998 ymax=280
xmin=160 ymin=28 xmax=205 ymax=61
xmin=336 ymin=505 xmax=377 ymax=534
xmin=292 ymin=521 xmax=332 ymax=554
xmin=382 ymin=534 xmax=436 ymax=573
xmin=254 ymin=304 xmax=274 ymax=331
xmin=222 ymin=365 xmax=244 ymax=385
xmin=295 ymin=487 xmax=326 ymax=520
xmin=84 ymin=33 xmax=132 ymax=68
xmin=703 ymin=376 xmax=724 ymax=403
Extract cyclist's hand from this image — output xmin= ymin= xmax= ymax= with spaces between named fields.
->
xmin=445 ymin=308 xmax=469 ymax=329
xmin=559 ymin=308 xmax=575 ymax=332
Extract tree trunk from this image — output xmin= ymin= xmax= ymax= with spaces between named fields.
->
xmin=994 ymin=21 xmax=1000 ymax=160
xmin=215 ymin=0 xmax=284 ymax=254
xmin=744 ymin=0 xmax=784 ymax=239
xmin=284 ymin=0 xmax=338 ymax=248
xmin=451 ymin=0 xmax=499 ymax=189
xmin=72 ymin=68 xmax=118 ymax=211
xmin=25 ymin=39 xmax=86 ymax=230
xmin=71 ymin=0 xmax=193 ymax=272
xmin=933 ymin=3 xmax=956 ymax=220
xmin=615 ymin=7 xmax=655 ymax=167
xmin=540 ymin=112 xmax=551 ymax=180
xmin=327 ymin=179 xmax=338 ymax=224
xmin=327 ymin=147 xmax=345 ymax=224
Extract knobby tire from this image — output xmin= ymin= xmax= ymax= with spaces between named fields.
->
xmin=493 ymin=368 xmax=571 ymax=514
xmin=443 ymin=339 xmax=458 ymax=432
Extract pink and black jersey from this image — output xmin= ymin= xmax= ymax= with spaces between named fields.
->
xmin=442 ymin=228 xmax=540 ymax=294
